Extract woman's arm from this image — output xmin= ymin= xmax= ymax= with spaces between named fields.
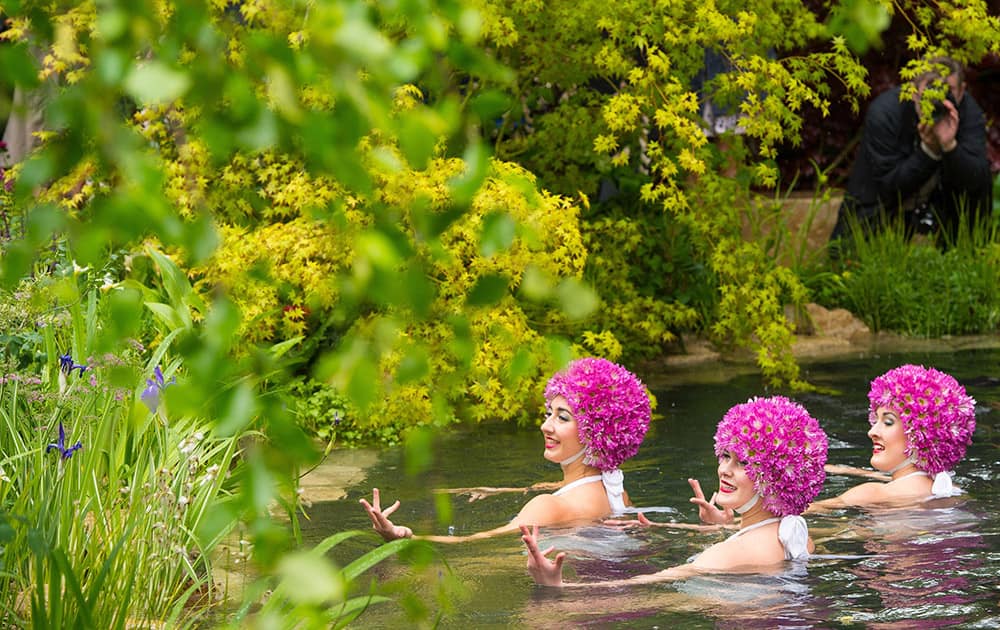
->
xmin=603 ymin=511 xmax=728 ymax=533
xmin=360 ymin=488 xmax=575 ymax=544
xmin=807 ymin=480 xmax=895 ymax=513
xmin=434 ymin=481 xmax=562 ymax=502
xmin=521 ymin=524 xmax=698 ymax=588
xmin=824 ymin=463 xmax=891 ymax=481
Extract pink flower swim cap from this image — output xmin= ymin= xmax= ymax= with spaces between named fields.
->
xmin=867 ymin=364 xmax=976 ymax=475
xmin=544 ymin=358 xmax=651 ymax=471
xmin=714 ymin=396 xmax=828 ymax=516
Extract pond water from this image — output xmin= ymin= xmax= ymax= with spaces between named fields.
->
xmin=304 ymin=347 xmax=1000 ymax=628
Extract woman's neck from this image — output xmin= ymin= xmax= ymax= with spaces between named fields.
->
xmin=560 ymin=459 xmax=600 ymax=484
xmin=738 ymin=502 xmax=777 ymax=529
xmin=890 ymin=461 xmax=922 ymax=481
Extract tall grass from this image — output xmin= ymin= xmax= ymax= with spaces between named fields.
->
xmin=825 ymin=213 xmax=1000 ymax=336
xmin=0 ymin=285 xmax=243 ymax=627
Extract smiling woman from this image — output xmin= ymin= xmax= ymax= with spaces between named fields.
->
xmin=359 ymin=357 xmax=652 ymax=542
xmin=812 ymin=364 xmax=977 ymax=510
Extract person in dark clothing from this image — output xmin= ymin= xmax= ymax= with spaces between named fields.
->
xmin=829 ymin=57 xmax=992 ymax=250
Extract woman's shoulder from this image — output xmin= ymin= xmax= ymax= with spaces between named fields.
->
xmin=693 ymin=524 xmax=785 ymax=571
xmin=514 ymin=483 xmax=610 ymax=526
xmin=838 ymin=480 xmax=892 ymax=505
xmin=840 ymin=475 xmax=931 ymax=506
xmin=884 ymin=473 xmax=933 ymax=498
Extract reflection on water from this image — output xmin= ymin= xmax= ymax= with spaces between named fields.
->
xmin=818 ymin=505 xmax=993 ymax=628
xmin=304 ymin=347 xmax=1000 ymax=627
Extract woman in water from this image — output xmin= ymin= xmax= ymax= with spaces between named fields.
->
xmin=522 ymin=396 xmax=828 ymax=586
xmin=360 ymin=357 xmax=652 ymax=542
xmin=813 ymin=364 xmax=976 ymax=509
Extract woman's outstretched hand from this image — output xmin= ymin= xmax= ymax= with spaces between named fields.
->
xmin=520 ymin=524 xmax=565 ymax=587
xmin=688 ymin=478 xmax=735 ymax=525
xmin=359 ymin=488 xmax=414 ymax=541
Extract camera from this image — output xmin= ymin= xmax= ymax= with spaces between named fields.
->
xmin=932 ymin=92 xmax=957 ymax=122
xmin=910 ymin=202 xmax=936 ymax=235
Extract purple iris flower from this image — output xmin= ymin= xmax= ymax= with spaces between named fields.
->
xmin=46 ymin=422 xmax=83 ymax=460
xmin=141 ymin=366 xmax=175 ymax=413
xmin=59 ymin=352 xmax=88 ymax=376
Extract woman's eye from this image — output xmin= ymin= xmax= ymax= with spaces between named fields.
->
xmin=558 ymin=414 xmax=572 ymax=422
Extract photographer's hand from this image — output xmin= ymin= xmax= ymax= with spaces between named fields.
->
xmin=921 ymin=99 xmax=959 ymax=155
xmin=935 ymin=99 xmax=959 ymax=152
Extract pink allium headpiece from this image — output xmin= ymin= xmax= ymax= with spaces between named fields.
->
xmin=714 ymin=396 xmax=828 ymax=516
xmin=544 ymin=358 xmax=651 ymax=471
xmin=867 ymin=364 xmax=976 ymax=475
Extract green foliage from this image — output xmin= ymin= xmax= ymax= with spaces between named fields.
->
xmin=224 ymin=533 xmax=465 ymax=629
xmin=823 ymin=218 xmax=1000 ymax=337
xmin=575 ymin=205 xmax=703 ymax=359
xmin=327 ymin=158 xmax=590 ymax=427
xmin=287 ymin=377 xmax=400 ymax=448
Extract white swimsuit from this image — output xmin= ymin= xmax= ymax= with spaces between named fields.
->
xmin=894 ymin=469 xmax=963 ymax=498
xmin=553 ymin=469 xmax=628 ymax=514
xmin=726 ymin=515 xmax=810 ymax=560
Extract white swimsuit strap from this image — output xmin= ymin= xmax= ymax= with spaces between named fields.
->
xmin=890 ymin=469 xmax=962 ymax=499
xmin=892 ymin=470 xmax=929 ymax=483
xmin=728 ymin=516 xmax=810 ymax=560
xmin=727 ymin=517 xmax=781 ymax=540
xmin=886 ymin=456 xmax=917 ymax=474
xmin=553 ymin=474 xmax=603 ymax=496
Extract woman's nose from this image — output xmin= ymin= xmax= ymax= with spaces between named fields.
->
xmin=867 ymin=424 xmax=878 ymax=439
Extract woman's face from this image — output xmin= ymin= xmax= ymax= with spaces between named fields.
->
xmin=715 ymin=449 xmax=755 ymax=510
xmin=541 ymin=395 xmax=584 ymax=464
xmin=868 ymin=405 xmax=909 ymax=472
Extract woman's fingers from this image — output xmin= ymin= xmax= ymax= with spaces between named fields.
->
xmin=381 ymin=499 xmax=401 ymax=518
xmin=689 ymin=496 xmax=713 ymax=509
xmin=688 ymin=478 xmax=705 ymax=500
xmin=519 ymin=524 xmax=538 ymax=551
